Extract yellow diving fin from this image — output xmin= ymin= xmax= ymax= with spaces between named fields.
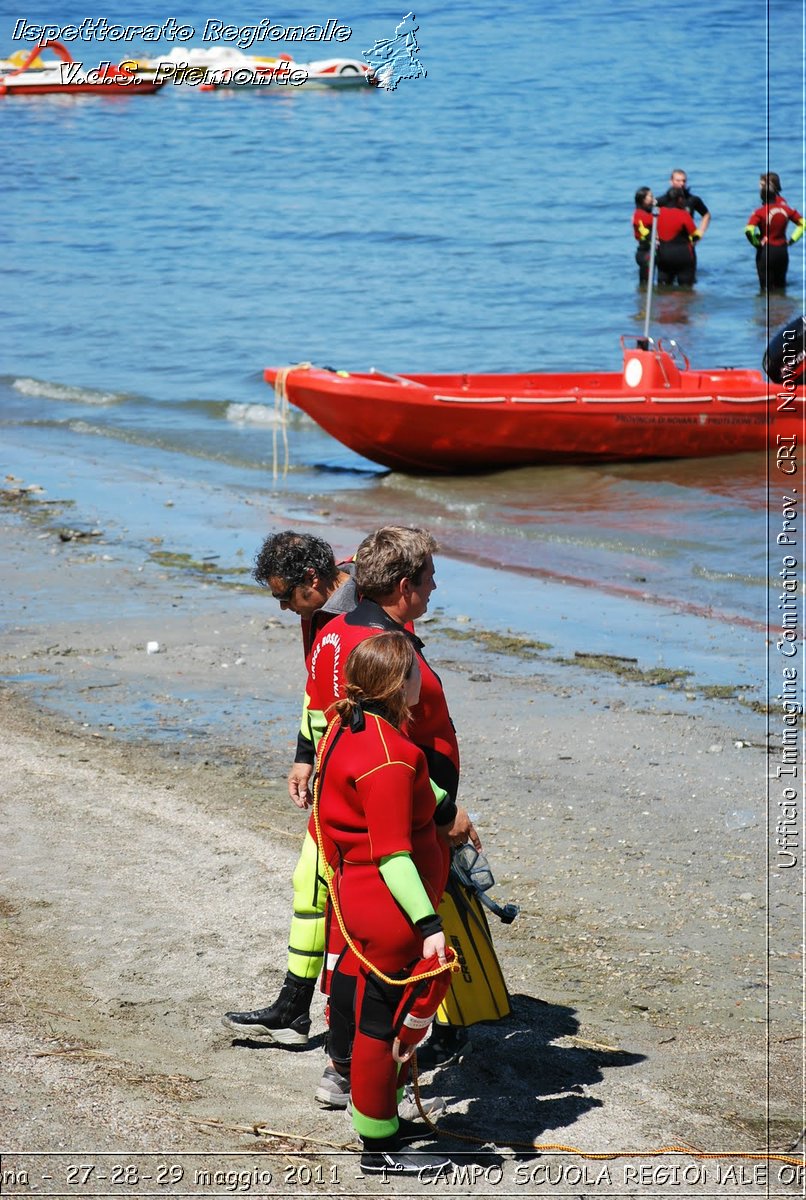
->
xmin=435 ymin=870 xmax=511 ymax=1027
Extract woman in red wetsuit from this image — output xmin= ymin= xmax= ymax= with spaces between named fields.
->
xmin=745 ymin=173 xmax=806 ymax=291
xmin=316 ymin=631 xmax=453 ymax=1177
xmin=656 ymin=187 xmax=699 ymax=287
xmin=632 ymin=186 xmax=655 ymax=284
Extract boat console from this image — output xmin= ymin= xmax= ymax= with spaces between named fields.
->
xmin=621 ymin=335 xmax=689 ymax=391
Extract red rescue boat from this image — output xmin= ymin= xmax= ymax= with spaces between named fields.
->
xmin=264 ymin=338 xmax=802 ymax=474
xmin=0 ymin=40 xmax=164 ymax=95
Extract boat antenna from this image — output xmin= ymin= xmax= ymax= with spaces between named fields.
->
xmin=638 ymin=205 xmax=659 ymax=350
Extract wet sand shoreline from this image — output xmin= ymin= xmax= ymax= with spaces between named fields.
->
xmin=1 ymin=451 xmax=768 ymax=699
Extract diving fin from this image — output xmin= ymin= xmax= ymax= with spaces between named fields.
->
xmin=435 ymin=870 xmax=511 ymax=1027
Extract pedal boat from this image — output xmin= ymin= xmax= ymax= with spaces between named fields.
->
xmin=141 ymin=47 xmax=374 ymax=89
xmin=0 ymin=40 xmax=164 ymax=95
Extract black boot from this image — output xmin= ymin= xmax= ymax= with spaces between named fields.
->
xmin=360 ymin=1132 xmax=453 ymax=1177
xmin=222 ymin=972 xmax=314 ymax=1044
xmin=415 ymin=1024 xmax=470 ymax=1070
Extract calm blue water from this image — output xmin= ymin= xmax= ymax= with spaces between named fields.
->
xmin=1 ymin=0 xmax=803 ymax=684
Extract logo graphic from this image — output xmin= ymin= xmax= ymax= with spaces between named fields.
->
xmin=363 ymin=12 xmax=425 ymax=91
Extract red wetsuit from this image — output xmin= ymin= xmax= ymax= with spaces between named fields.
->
xmin=632 ymin=207 xmax=654 ymax=243
xmin=655 ymin=207 xmax=696 ymax=286
xmin=746 ymin=200 xmax=805 ymax=290
xmin=305 ymin=597 xmax=460 ymax=804
xmin=317 ymin=706 xmax=449 ymax=1131
xmin=318 ymin=711 xmax=449 ymax=971
xmin=304 ymin=597 xmax=458 ymax=997
xmin=747 ymin=200 xmax=803 ymax=245
xmin=657 ymin=207 xmax=696 ymax=242
xmin=298 ymin=561 xmax=357 ymax=658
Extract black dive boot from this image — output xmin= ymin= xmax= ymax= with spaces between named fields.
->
xmin=415 ymin=1024 xmax=470 ymax=1070
xmin=222 ymin=972 xmax=315 ymax=1044
xmin=359 ymin=1132 xmax=453 ymax=1177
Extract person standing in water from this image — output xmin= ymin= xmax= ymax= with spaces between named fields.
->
xmin=745 ymin=172 xmax=806 ymax=291
xmin=657 ymin=168 xmax=709 ymax=280
xmin=632 ymin=186 xmax=656 ymax=284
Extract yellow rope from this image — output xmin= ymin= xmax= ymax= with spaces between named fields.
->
xmin=524 ymin=1147 xmax=804 ymax=1167
xmin=271 ymin=362 xmax=310 ymax=482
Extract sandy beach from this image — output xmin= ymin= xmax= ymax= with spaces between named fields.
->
xmin=1 ymin=488 xmax=802 ymax=1197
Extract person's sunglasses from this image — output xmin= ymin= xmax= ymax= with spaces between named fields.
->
xmin=271 ymin=582 xmax=298 ymax=602
xmin=270 ymin=568 xmax=312 ymax=603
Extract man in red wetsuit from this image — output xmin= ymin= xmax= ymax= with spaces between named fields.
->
xmin=305 ymin=528 xmax=463 ymax=816
xmin=301 ymin=526 xmax=480 ymax=1091
xmin=223 ymin=531 xmax=358 ymax=1048
xmin=251 ymin=529 xmax=357 ymax=661
xmin=745 ymin=173 xmax=806 ymax=291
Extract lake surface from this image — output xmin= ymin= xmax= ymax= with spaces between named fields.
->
xmin=1 ymin=0 xmax=802 ymax=692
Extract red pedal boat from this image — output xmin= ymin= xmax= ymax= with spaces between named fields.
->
xmin=0 ymin=40 xmax=164 ymax=95
xmin=264 ymin=338 xmax=801 ymax=474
